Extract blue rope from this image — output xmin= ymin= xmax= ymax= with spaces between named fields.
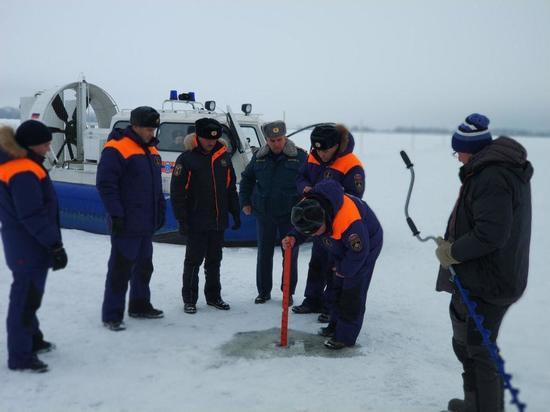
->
xmin=451 ymin=271 xmax=527 ymax=412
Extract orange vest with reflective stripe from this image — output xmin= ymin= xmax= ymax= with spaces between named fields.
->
xmin=307 ymin=152 xmax=363 ymax=175
xmin=331 ymin=195 xmax=362 ymax=240
xmin=103 ymin=137 xmax=159 ymax=158
xmin=0 ymin=158 xmax=47 ymax=184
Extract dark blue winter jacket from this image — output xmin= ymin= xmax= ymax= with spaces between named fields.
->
xmin=0 ymin=126 xmax=61 ymax=270
xmin=239 ymin=139 xmax=307 ymax=223
xmin=296 ymin=126 xmax=365 ymax=198
xmin=293 ymin=180 xmax=383 ymax=278
xmin=96 ymin=126 xmax=166 ymax=236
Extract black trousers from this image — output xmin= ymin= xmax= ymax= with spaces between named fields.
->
xmin=182 ymin=230 xmax=224 ymax=304
xmin=450 ymin=292 xmax=509 ymax=412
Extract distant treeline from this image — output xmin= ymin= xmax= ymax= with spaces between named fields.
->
xmin=2 ymin=105 xmax=549 ymax=137
xmin=0 ymin=107 xmax=20 ymax=119
xmin=392 ymin=126 xmax=550 ymax=138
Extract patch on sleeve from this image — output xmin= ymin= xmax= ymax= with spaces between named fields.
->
xmin=354 ymin=173 xmax=364 ymax=192
xmin=173 ymin=164 xmax=183 ymax=177
xmin=348 ymin=233 xmax=363 ymax=252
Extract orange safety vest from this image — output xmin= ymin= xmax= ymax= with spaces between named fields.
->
xmin=330 ymin=195 xmax=362 ymax=240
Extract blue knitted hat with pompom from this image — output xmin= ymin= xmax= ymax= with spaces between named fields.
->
xmin=451 ymin=113 xmax=493 ymax=154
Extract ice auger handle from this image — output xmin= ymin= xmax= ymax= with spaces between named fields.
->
xmin=406 ymin=217 xmax=420 ymax=236
xmin=400 ymin=150 xmax=413 ymax=169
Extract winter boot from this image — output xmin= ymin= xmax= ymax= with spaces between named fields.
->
xmin=129 ymin=306 xmax=164 ymax=319
xmin=317 ymin=313 xmax=330 ymax=323
xmin=323 ymin=338 xmax=352 ymax=350
xmin=207 ymin=298 xmax=230 ymax=310
xmin=447 ymin=391 xmax=477 ymax=412
xmin=292 ymin=302 xmax=322 ymax=314
xmin=318 ymin=322 xmax=336 ymax=337
xmin=184 ymin=303 xmax=197 ymax=314
xmin=103 ymin=320 xmax=126 ymax=331
xmin=32 ymin=339 xmax=56 ymax=355
xmin=254 ymin=294 xmax=271 ymax=304
xmin=10 ymin=355 xmax=49 ymax=373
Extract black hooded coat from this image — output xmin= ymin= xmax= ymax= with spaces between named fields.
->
xmin=437 ymin=137 xmax=533 ymax=305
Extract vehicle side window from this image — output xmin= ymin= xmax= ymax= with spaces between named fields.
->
xmin=112 ymin=120 xmax=130 ymax=130
xmin=239 ymin=125 xmax=261 ymax=148
xmin=157 ymin=123 xmax=195 ymax=152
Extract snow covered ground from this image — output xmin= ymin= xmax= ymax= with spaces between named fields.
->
xmin=0 ymin=129 xmax=548 ymax=412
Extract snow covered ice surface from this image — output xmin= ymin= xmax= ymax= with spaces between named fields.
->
xmin=0 ymin=131 xmax=549 ymax=412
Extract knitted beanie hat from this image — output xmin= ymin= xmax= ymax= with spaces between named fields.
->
xmin=451 ymin=113 xmax=492 ymax=154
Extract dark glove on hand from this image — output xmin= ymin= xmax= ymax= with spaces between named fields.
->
xmin=51 ymin=244 xmax=68 ymax=271
xmin=111 ymin=216 xmax=125 ymax=236
xmin=231 ymin=213 xmax=241 ymax=230
xmin=178 ymin=220 xmax=189 ymax=236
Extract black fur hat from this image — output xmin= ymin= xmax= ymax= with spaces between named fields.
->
xmin=310 ymin=125 xmax=340 ymax=150
xmin=195 ymin=118 xmax=222 ymax=140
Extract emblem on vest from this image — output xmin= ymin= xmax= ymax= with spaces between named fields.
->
xmin=354 ymin=174 xmax=363 ymax=192
xmin=348 ymin=233 xmax=363 ymax=252
xmin=322 ymin=237 xmax=332 ymax=248
xmin=154 ymin=156 xmax=162 ymax=167
xmin=220 ymin=159 xmax=227 ymax=167
xmin=173 ymin=164 xmax=183 ymax=177
xmin=323 ymin=170 xmax=332 ymax=179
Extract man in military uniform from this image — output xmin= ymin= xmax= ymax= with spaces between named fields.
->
xmin=239 ymin=121 xmax=306 ymax=305
xmin=0 ymin=121 xmax=68 ymax=372
xmin=97 ymin=106 xmax=166 ymax=331
xmin=170 ymin=118 xmax=241 ymax=314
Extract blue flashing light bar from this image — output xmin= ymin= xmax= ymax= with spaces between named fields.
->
xmin=169 ymin=90 xmax=178 ymax=100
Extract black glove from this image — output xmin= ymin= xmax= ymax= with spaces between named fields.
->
xmin=178 ymin=220 xmax=189 ymax=236
xmin=111 ymin=216 xmax=124 ymax=235
xmin=231 ymin=213 xmax=241 ymax=230
xmin=51 ymin=244 xmax=68 ymax=271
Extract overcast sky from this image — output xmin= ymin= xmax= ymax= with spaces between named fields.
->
xmin=1 ymin=0 xmax=549 ymax=130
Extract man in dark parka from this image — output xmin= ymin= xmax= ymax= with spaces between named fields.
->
xmin=0 ymin=121 xmax=68 ymax=372
xmin=435 ymin=113 xmax=533 ymax=412
xmin=239 ymin=121 xmax=307 ymax=304
xmin=97 ymin=106 xmax=166 ymax=331
xmin=170 ymin=118 xmax=241 ymax=314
